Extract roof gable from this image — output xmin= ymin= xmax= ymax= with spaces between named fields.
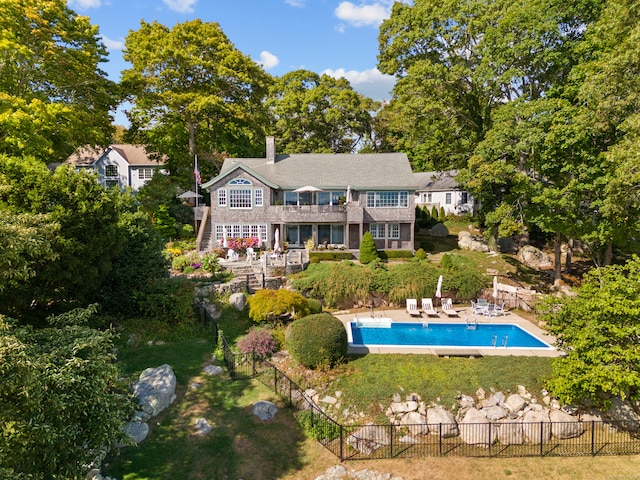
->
xmin=66 ymin=144 xmax=166 ymax=167
xmin=414 ymin=170 xmax=461 ymax=191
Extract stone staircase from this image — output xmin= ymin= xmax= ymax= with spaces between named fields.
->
xmin=225 ymin=264 xmax=264 ymax=292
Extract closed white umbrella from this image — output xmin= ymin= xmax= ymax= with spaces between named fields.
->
xmin=435 ymin=275 xmax=443 ymax=300
xmin=493 ymin=275 xmax=498 ymax=299
xmin=222 ymin=226 xmax=228 ymax=248
xmin=274 ymin=227 xmax=280 ymax=252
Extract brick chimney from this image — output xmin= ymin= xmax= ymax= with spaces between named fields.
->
xmin=266 ymin=136 xmax=276 ymax=164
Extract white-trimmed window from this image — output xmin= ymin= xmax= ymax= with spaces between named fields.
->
xmin=369 ymin=223 xmax=385 ymax=239
xmin=105 ymin=165 xmax=118 ymax=178
xmin=229 ymin=188 xmax=252 ymax=208
xmin=138 ymin=168 xmax=153 ymax=179
xmin=445 ymin=192 xmax=452 ymax=205
xmin=254 ymin=188 xmax=263 ymax=207
xmin=389 ymin=223 xmax=400 ymax=239
xmin=366 ymin=191 xmax=409 ymax=208
xmin=461 ymin=192 xmax=468 ymax=204
xmin=215 ymin=224 xmax=268 ymax=244
xmin=218 ymin=189 xmax=227 ymax=207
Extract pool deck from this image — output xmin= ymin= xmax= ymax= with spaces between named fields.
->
xmin=334 ymin=306 xmax=564 ymax=357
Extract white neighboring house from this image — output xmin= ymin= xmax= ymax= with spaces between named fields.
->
xmin=66 ymin=144 xmax=167 ymax=191
xmin=414 ymin=170 xmax=475 ymax=215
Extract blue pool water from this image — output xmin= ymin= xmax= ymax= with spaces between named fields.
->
xmin=349 ymin=322 xmax=552 ymax=349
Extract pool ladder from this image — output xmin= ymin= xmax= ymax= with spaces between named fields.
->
xmin=466 ymin=314 xmax=478 ymax=330
xmin=492 ymin=334 xmax=509 ymax=348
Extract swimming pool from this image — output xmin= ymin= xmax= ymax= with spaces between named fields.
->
xmin=348 ymin=321 xmax=554 ymax=349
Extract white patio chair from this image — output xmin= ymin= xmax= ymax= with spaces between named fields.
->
xmin=226 ymin=249 xmax=239 ymax=262
xmin=406 ymin=298 xmax=421 ymax=317
xmin=421 ymin=298 xmax=439 ymax=317
xmin=246 ymin=247 xmax=257 ymax=261
xmin=441 ymin=298 xmax=459 ymax=317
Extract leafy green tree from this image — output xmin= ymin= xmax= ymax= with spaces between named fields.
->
xmin=376 ymin=0 xmax=601 ymax=170
xmin=266 ymin=69 xmax=377 ymax=153
xmin=0 ymin=0 xmax=117 ymax=161
xmin=359 ymin=231 xmax=379 ymax=264
xmin=539 ymin=258 xmax=640 ymax=407
xmin=0 ymin=306 xmax=136 ymax=479
xmin=122 ymin=19 xmax=271 ymax=183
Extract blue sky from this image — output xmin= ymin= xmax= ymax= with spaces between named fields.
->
xmin=68 ymin=0 xmax=398 ymax=125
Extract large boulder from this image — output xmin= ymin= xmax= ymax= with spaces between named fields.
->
xmin=457 ymin=231 xmax=489 ymax=252
xmin=429 ymin=222 xmax=449 ymax=238
xmin=603 ymin=397 xmax=640 ymax=432
xmin=399 ymin=411 xmax=429 ymax=435
xmin=517 ymin=245 xmax=553 ymax=270
xmin=253 ymin=400 xmax=278 ymax=420
xmin=133 ymin=364 xmax=177 ymax=417
xmin=522 ymin=409 xmax=552 ymax=443
xmin=229 ymin=292 xmax=246 ymax=311
xmin=459 ymin=408 xmax=496 ymax=447
xmin=505 ymin=394 xmax=527 ymax=413
xmin=549 ymin=409 xmax=584 ymax=439
xmin=121 ymin=420 xmax=149 ymax=445
xmin=495 ymin=420 xmax=524 ymax=445
xmin=427 ymin=407 xmax=459 ymax=437
xmin=346 ymin=424 xmax=391 ymax=455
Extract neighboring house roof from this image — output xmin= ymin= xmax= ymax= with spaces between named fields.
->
xmin=414 ymin=170 xmax=463 ymax=192
xmin=66 ymin=144 xmax=166 ymax=167
xmin=202 ymin=153 xmax=418 ymax=190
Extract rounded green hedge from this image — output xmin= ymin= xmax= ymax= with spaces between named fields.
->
xmin=286 ymin=313 xmax=347 ymax=368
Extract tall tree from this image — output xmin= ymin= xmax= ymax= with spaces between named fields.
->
xmin=122 ymin=19 xmax=271 ymax=185
xmin=0 ymin=0 xmax=117 ymax=161
xmin=266 ymin=70 xmax=377 ymax=153
xmin=539 ymin=257 xmax=640 ymax=407
xmin=376 ymin=0 xmax=599 ymax=171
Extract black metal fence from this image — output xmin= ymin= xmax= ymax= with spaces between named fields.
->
xmin=195 ymin=303 xmax=640 ymax=461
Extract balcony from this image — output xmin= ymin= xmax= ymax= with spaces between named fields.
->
xmin=273 ymin=204 xmax=348 ymax=222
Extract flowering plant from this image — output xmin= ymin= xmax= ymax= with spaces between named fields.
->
xmin=226 ymin=236 xmax=260 ymax=255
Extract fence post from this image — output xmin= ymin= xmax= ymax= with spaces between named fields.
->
xmin=389 ymin=423 xmax=394 ymax=458
xmin=539 ymin=421 xmax=544 ymax=457
xmin=340 ymin=424 xmax=344 ymax=462
xmin=488 ymin=422 xmax=492 ymax=457
xmin=591 ymin=420 xmax=595 ymax=456
xmin=273 ymin=364 xmax=278 ymax=395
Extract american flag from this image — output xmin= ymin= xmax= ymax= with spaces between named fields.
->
xmin=194 ymin=155 xmax=202 ymax=185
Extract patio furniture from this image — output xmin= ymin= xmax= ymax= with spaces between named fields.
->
xmin=406 ymin=298 xmax=421 ymax=317
xmin=441 ymin=298 xmax=459 ymax=317
xmin=226 ymin=249 xmax=239 ymax=262
xmin=246 ymin=247 xmax=257 ymax=261
xmin=421 ymin=298 xmax=439 ymax=317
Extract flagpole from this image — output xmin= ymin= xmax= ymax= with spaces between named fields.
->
xmin=194 ymin=154 xmax=199 ymax=208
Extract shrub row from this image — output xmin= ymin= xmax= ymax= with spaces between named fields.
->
xmin=309 ymin=251 xmax=353 ymax=262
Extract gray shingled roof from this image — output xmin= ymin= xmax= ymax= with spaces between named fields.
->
xmin=414 ymin=170 xmax=461 ymax=191
xmin=209 ymin=153 xmax=418 ymax=190
xmin=66 ymin=144 xmax=166 ymax=167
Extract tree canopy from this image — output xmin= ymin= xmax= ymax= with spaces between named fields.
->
xmin=122 ymin=19 xmax=271 ymax=184
xmin=266 ymin=69 xmax=377 ymax=153
xmin=0 ymin=0 xmax=117 ymax=161
xmin=539 ymin=257 xmax=640 ymax=407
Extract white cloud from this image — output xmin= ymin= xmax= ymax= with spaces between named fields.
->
xmin=323 ymin=67 xmax=395 ymax=101
xmin=68 ymin=0 xmax=102 ymax=8
xmin=259 ymin=51 xmax=280 ymax=70
xmin=162 ymin=0 xmax=197 ymax=14
xmin=284 ymin=0 xmax=305 ymax=6
xmin=101 ymin=35 xmax=124 ymax=51
xmin=334 ymin=2 xmax=392 ymax=27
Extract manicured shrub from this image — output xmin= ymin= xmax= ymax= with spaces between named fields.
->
xmin=359 ymin=231 xmax=379 ymax=264
xmin=422 ymin=205 xmax=431 ymax=219
xmin=247 ymin=289 xmax=311 ymax=323
xmin=439 ymin=206 xmax=446 ymax=221
xmin=382 ymin=250 xmax=414 ymax=259
xmin=415 ymin=248 xmax=427 ymax=260
xmin=440 ymin=253 xmax=453 ymax=270
xmin=306 ymin=297 xmax=323 ymax=314
xmin=236 ymin=327 xmax=279 ymax=358
xmin=286 ymin=313 xmax=347 ymax=368
xmin=431 ymin=205 xmax=439 ymax=220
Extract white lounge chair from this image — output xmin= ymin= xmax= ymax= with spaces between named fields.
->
xmin=406 ymin=298 xmax=421 ymax=317
xmin=246 ymin=247 xmax=257 ymax=261
xmin=226 ymin=249 xmax=239 ymax=262
xmin=441 ymin=298 xmax=459 ymax=317
xmin=421 ymin=298 xmax=439 ymax=317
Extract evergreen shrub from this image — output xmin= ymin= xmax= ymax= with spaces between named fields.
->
xmin=415 ymin=248 xmax=427 ymax=260
xmin=359 ymin=231 xmax=379 ymax=264
xmin=247 ymin=289 xmax=311 ymax=323
xmin=286 ymin=313 xmax=347 ymax=368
